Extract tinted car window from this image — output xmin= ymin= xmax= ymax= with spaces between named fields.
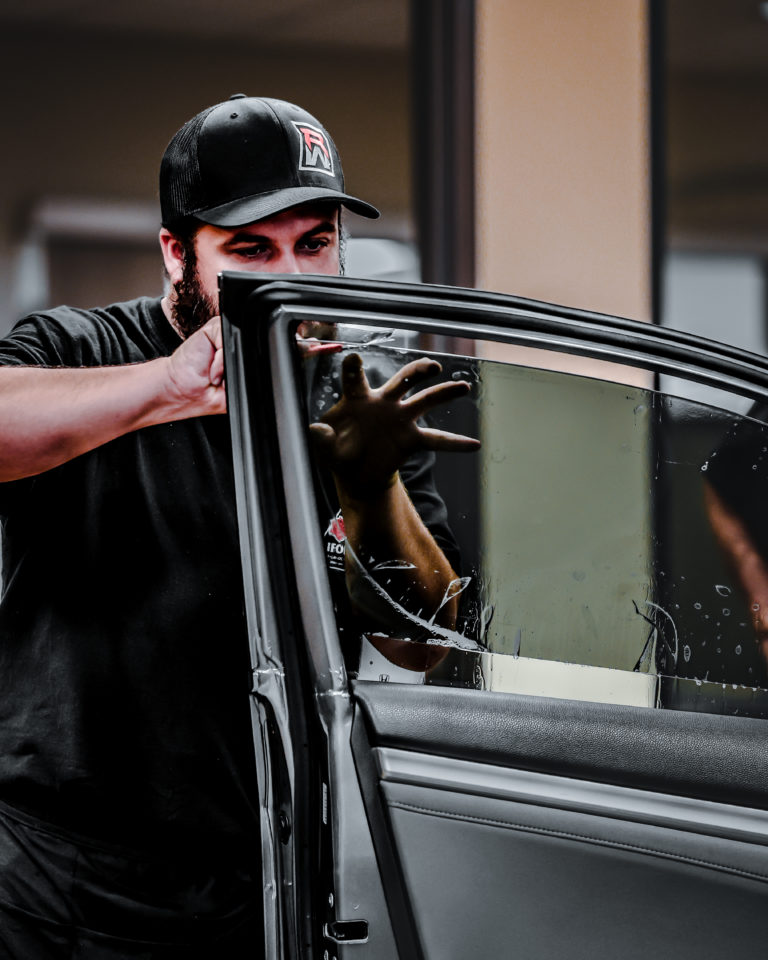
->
xmin=299 ymin=327 xmax=768 ymax=717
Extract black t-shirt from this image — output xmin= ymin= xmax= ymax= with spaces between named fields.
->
xmin=0 ymin=298 xmax=258 ymax=861
xmin=0 ymin=298 xmax=458 ymax=862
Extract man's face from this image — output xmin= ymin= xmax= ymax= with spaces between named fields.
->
xmin=162 ymin=202 xmax=341 ymax=337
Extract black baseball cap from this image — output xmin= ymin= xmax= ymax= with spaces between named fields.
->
xmin=160 ymin=95 xmax=380 ymax=229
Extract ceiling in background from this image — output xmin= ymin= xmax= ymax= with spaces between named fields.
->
xmin=0 ymin=0 xmax=408 ymax=50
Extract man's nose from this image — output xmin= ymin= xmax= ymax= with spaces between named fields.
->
xmin=272 ymin=249 xmax=302 ymax=273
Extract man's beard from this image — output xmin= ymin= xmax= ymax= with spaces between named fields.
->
xmin=171 ymin=241 xmax=217 ymax=339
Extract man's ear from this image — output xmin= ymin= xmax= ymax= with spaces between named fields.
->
xmin=159 ymin=228 xmax=186 ymax=287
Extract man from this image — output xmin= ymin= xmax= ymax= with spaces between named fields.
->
xmin=0 ymin=96 xmax=475 ymax=955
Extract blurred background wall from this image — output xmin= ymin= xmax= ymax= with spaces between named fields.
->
xmin=0 ymin=0 xmax=413 ymax=333
xmin=475 ymin=0 xmax=650 ymax=323
xmin=2 ymin=1 xmax=768 ymax=350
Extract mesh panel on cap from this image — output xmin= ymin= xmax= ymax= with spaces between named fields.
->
xmin=160 ymin=105 xmax=218 ymax=226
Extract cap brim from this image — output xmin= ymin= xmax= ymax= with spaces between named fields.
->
xmin=194 ymin=186 xmax=380 ymax=227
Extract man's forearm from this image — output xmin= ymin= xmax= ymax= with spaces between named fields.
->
xmin=0 ymin=317 xmax=225 ymax=483
xmin=338 ymin=475 xmax=459 ymax=631
xmin=705 ymin=482 xmax=768 ymax=621
xmin=0 ymin=362 xmax=177 ymax=481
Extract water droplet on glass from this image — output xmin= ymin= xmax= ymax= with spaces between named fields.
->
xmin=722 ymin=608 xmax=731 ymax=616
xmin=683 ymin=645 xmax=691 ymax=662
xmin=735 ymin=645 xmax=742 ymax=655
xmin=694 ymin=602 xmax=702 ymax=611
xmin=700 ymin=462 xmax=709 ymax=472
xmin=753 ymin=603 xmax=761 ymax=612
xmin=451 ymin=370 xmax=471 ymax=381
xmin=715 ymin=585 xmax=731 ymax=597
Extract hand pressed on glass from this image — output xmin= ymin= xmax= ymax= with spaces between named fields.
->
xmin=309 ymin=352 xmax=480 ymax=500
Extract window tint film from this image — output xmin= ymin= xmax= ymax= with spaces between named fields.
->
xmin=299 ymin=325 xmax=768 ymax=717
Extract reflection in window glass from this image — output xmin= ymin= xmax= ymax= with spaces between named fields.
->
xmin=301 ymin=329 xmax=768 ymax=718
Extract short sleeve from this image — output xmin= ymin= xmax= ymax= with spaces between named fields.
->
xmin=0 ymin=309 xmax=109 ymax=368
xmin=0 ymin=309 xmax=113 ymax=513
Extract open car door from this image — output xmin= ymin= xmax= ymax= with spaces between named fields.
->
xmin=220 ymin=274 xmax=768 ymax=960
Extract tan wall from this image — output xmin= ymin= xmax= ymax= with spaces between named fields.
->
xmin=0 ymin=29 xmax=411 ymax=333
xmin=475 ymin=3 xmax=653 ymax=679
xmin=475 ymin=0 xmax=650 ymax=322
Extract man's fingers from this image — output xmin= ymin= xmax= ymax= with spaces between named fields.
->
xmin=418 ymin=427 xmax=481 ymax=452
xmin=403 ymin=380 xmax=471 ymax=418
xmin=210 ymin=348 xmax=225 ymax=387
xmin=380 ymin=358 xmax=442 ymax=400
xmin=308 ymin=421 xmax=337 ymax=454
xmin=341 ymin=353 xmax=372 ymax=399
xmin=204 ymin=315 xmax=222 ymax=350
xmin=296 ymin=339 xmax=343 ymax=358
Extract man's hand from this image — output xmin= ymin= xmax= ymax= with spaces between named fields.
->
xmin=309 ymin=353 xmax=480 ymax=499
xmin=164 ymin=317 xmax=226 ymax=417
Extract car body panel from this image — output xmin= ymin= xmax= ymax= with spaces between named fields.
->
xmin=220 ymin=273 xmax=768 ymax=958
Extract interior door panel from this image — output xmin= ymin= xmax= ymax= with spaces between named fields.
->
xmin=353 ymin=681 xmax=768 ymax=959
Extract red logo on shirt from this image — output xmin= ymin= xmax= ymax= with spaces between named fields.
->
xmin=326 ymin=512 xmax=346 ymax=542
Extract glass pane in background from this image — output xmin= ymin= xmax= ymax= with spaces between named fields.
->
xmin=661 ymin=1 xmax=768 ymax=349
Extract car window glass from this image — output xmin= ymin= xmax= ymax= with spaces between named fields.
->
xmin=299 ymin=326 xmax=768 ymax=717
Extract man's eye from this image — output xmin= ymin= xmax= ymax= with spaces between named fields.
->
xmin=233 ymin=246 xmax=269 ymax=258
xmin=299 ymin=238 xmax=330 ymax=253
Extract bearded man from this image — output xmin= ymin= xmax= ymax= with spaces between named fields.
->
xmin=0 ymin=96 xmax=475 ymax=956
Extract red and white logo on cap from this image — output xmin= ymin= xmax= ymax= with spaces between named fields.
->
xmin=293 ymin=121 xmax=335 ymax=178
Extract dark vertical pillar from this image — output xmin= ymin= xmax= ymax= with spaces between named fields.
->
xmin=411 ymin=0 xmax=476 ymax=289
xmin=410 ymin=1 xmax=479 ymax=626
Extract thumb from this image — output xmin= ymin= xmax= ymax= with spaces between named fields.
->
xmin=309 ymin=422 xmax=336 ymax=457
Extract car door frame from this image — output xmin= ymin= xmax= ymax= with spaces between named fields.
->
xmin=220 ymin=272 xmax=768 ymax=959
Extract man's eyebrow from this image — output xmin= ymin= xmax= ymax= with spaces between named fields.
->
xmin=224 ymin=221 xmax=338 ymax=247
xmin=225 ymin=231 xmax=270 ymax=245
xmin=298 ymin=220 xmax=338 ymax=239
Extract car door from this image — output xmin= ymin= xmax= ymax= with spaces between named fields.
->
xmin=220 ymin=273 xmax=768 ymax=960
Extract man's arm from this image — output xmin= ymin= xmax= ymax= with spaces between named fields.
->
xmin=0 ymin=318 xmax=225 ymax=482
xmin=310 ymin=353 xmax=479 ymax=660
xmin=704 ymin=481 xmax=768 ymax=664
